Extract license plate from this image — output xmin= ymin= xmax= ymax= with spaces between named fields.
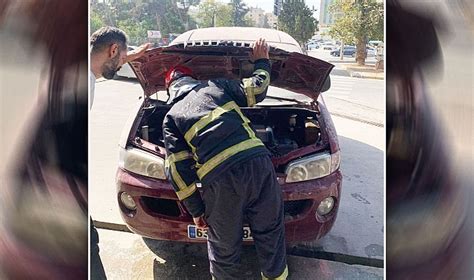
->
xmin=187 ymin=225 xmax=253 ymax=240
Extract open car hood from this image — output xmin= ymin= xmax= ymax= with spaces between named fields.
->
xmin=129 ymin=44 xmax=334 ymax=100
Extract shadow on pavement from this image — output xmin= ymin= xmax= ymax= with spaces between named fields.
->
xmin=143 ymin=239 xmax=261 ymax=280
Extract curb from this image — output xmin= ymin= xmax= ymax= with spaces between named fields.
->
xmin=334 ymin=65 xmax=384 ymax=80
xmin=330 ymin=112 xmax=384 ymax=127
xmin=349 ymin=72 xmax=385 ymax=80
xmin=288 ymin=246 xmax=384 ymax=268
xmin=93 ymin=220 xmax=132 ymax=233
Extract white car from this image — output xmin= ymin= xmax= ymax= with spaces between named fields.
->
xmin=116 ymin=46 xmax=137 ymax=79
xmin=367 ymin=46 xmax=377 ymax=57
xmin=307 ymin=42 xmax=319 ymax=50
xmin=320 ymin=42 xmax=336 ymax=51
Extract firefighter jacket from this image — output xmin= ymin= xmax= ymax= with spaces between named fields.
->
xmin=163 ymin=59 xmax=271 ymax=217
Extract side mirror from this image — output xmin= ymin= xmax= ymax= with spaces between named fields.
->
xmin=321 ymin=75 xmax=331 ymax=92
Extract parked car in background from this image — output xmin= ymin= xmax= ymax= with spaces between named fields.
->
xmin=307 ymin=41 xmax=319 ymax=50
xmin=116 ymin=27 xmax=342 ymax=244
xmin=368 ymin=40 xmax=383 ymax=47
xmin=116 ymin=46 xmax=137 ymax=79
xmin=330 ymin=46 xmax=357 ymax=57
xmin=367 ymin=46 xmax=377 ymax=57
xmin=321 ymin=42 xmax=336 ymax=50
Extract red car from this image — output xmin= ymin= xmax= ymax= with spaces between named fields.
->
xmin=116 ymin=27 xmax=342 ymax=244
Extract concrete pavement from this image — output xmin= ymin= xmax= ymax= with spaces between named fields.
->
xmin=96 ymin=228 xmax=383 ymax=280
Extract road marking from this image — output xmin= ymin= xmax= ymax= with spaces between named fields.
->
xmin=326 ymin=75 xmax=355 ymax=98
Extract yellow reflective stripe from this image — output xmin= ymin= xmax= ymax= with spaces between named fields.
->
xmin=176 ymin=183 xmax=197 ymax=200
xmin=168 ymin=151 xmax=193 ymax=162
xmin=242 ymin=78 xmax=257 ymax=107
xmin=167 ymin=151 xmax=193 ymax=191
xmin=169 ymin=161 xmax=187 ymax=190
xmin=197 ymin=138 xmax=264 ymax=179
xmin=234 ymin=107 xmax=257 ymax=139
xmin=184 ymin=101 xmax=238 ymax=145
xmin=261 ymin=266 xmax=288 ymax=280
xmin=243 ymin=69 xmax=270 ymax=107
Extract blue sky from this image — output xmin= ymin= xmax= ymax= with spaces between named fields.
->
xmin=233 ymin=0 xmax=322 ymax=20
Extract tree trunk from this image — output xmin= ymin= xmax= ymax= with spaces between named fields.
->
xmin=340 ymin=41 xmax=344 ymax=61
xmin=156 ymin=12 xmax=162 ymax=34
xmin=356 ymin=37 xmax=366 ymax=66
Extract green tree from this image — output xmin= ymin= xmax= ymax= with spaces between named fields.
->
xmin=90 ymin=11 xmax=105 ymax=34
xmin=230 ymin=0 xmax=249 ymax=27
xmin=194 ymin=0 xmax=232 ymax=28
xmin=329 ymin=0 xmax=383 ymax=65
xmin=90 ymin=0 xmax=201 ymax=46
xmin=277 ymin=0 xmax=317 ymax=45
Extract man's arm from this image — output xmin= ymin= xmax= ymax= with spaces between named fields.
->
xmin=223 ymin=38 xmax=271 ymax=107
xmin=240 ymin=58 xmax=271 ymax=107
xmin=125 ymin=43 xmax=151 ymax=63
xmin=163 ymin=115 xmax=205 ymax=218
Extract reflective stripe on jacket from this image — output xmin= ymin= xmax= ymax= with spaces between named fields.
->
xmin=163 ymin=59 xmax=271 ymax=217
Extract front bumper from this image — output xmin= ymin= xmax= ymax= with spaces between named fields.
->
xmin=116 ymin=168 xmax=342 ymax=243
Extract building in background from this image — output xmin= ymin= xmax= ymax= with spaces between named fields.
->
xmin=265 ymin=13 xmax=278 ymax=29
xmin=319 ymin=0 xmax=335 ymax=34
xmin=246 ymin=7 xmax=277 ymax=29
xmin=247 ymin=7 xmax=266 ymax=27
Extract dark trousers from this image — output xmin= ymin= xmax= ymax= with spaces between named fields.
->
xmin=202 ymin=155 xmax=287 ymax=279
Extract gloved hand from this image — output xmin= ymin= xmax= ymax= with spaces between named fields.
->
xmin=193 ymin=214 xmax=208 ymax=229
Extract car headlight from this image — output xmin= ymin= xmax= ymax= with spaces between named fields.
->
xmin=285 ymin=151 xmax=341 ymax=183
xmin=118 ymin=148 xmax=166 ymax=179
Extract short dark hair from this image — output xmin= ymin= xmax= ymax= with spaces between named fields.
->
xmin=90 ymin=26 xmax=127 ymax=54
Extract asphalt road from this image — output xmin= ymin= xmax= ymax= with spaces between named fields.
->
xmin=90 ymin=75 xmax=384 ymax=279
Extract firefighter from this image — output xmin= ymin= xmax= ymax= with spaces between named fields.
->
xmin=162 ymin=38 xmax=288 ymax=280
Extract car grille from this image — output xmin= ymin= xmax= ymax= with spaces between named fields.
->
xmin=141 ymin=197 xmax=312 ymax=219
xmin=284 ymin=199 xmax=312 ymax=218
xmin=141 ymin=197 xmax=181 ymax=217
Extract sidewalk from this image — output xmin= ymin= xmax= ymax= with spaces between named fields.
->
xmin=334 ymin=62 xmax=384 ymax=80
xmin=307 ymin=50 xmax=385 ymax=80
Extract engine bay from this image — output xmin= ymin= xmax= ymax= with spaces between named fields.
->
xmin=135 ymin=100 xmax=326 ymax=159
